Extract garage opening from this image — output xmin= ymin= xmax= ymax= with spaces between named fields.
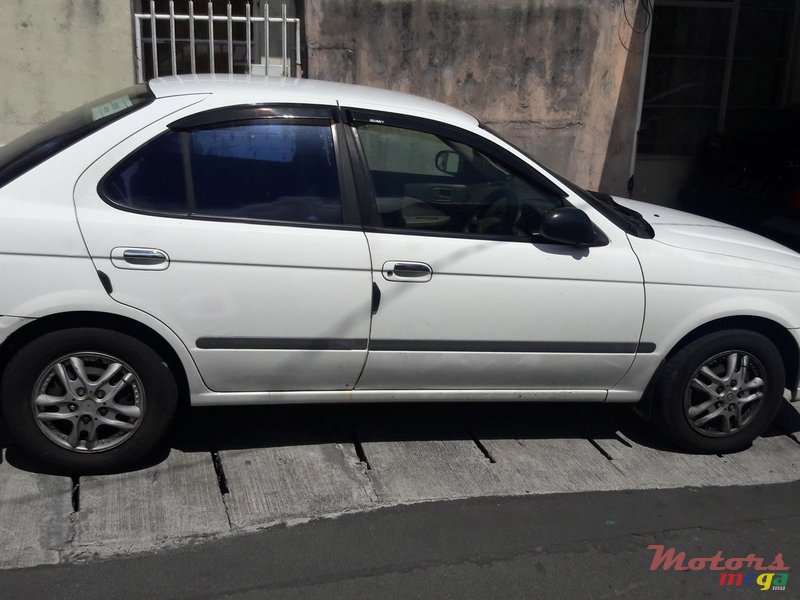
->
xmin=633 ymin=0 xmax=799 ymax=223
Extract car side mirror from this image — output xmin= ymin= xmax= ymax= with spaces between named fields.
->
xmin=435 ymin=150 xmax=461 ymax=175
xmin=538 ymin=207 xmax=597 ymax=246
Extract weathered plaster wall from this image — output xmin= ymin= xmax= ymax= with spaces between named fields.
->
xmin=305 ymin=0 xmax=647 ymax=194
xmin=0 ymin=0 xmax=134 ymax=143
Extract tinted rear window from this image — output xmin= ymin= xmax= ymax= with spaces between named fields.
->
xmin=102 ymin=121 xmax=343 ymax=225
xmin=0 ymin=84 xmax=154 ymax=189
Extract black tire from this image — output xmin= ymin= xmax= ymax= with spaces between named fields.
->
xmin=654 ymin=329 xmax=785 ymax=453
xmin=0 ymin=328 xmax=177 ymax=474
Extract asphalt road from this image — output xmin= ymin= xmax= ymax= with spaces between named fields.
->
xmin=1 ymin=481 xmax=797 ymax=600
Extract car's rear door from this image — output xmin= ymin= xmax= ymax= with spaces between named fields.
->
xmin=74 ymin=105 xmax=372 ymax=393
xmin=345 ymin=110 xmax=646 ymax=395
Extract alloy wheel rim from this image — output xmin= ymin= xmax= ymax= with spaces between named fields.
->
xmin=31 ymin=352 xmax=145 ymax=453
xmin=683 ymin=350 xmax=766 ymax=438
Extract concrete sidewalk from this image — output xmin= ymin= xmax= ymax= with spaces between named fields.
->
xmin=1 ymin=400 xmax=799 ymax=570
xmin=3 ymin=482 xmax=799 ymax=600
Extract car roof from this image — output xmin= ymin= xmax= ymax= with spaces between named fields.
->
xmin=149 ymin=74 xmax=479 ymax=128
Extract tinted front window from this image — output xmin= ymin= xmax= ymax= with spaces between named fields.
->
xmin=0 ymin=84 xmax=153 ymax=189
xmin=102 ymin=121 xmax=342 ymax=225
xmin=357 ymin=123 xmax=563 ymax=238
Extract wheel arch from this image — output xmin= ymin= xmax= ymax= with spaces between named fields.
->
xmin=636 ymin=315 xmax=800 ymax=421
xmin=667 ymin=316 xmax=797 ymax=386
xmin=0 ymin=311 xmax=191 ymax=412
xmin=642 ymin=315 xmax=799 ymax=410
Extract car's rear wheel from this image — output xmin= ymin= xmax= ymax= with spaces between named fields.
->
xmin=0 ymin=328 xmax=177 ymax=473
xmin=654 ymin=329 xmax=785 ymax=453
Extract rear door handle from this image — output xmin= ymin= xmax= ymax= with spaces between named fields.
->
xmin=382 ymin=261 xmax=432 ymax=282
xmin=371 ymin=282 xmax=381 ymax=315
xmin=111 ymin=247 xmax=170 ymax=270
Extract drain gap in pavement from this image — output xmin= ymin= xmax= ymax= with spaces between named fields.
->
xmin=352 ymin=432 xmax=371 ymax=470
xmin=588 ymin=439 xmax=614 ymax=461
xmin=70 ymin=475 xmax=80 ymax=513
xmin=210 ymin=450 xmax=230 ymax=495
xmin=467 ymin=430 xmax=496 ymax=464
xmin=613 ymin=433 xmax=633 ymax=448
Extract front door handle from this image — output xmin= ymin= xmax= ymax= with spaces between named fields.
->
xmin=382 ymin=261 xmax=432 ymax=282
xmin=110 ymin=247 xmax=170 ymax=270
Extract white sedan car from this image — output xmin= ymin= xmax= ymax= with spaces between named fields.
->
xmin=1 ymin=76 xmax=798 ymax=472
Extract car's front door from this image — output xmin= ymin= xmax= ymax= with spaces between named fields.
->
xmin=74 ymin=105 xmax=372 ymax=393
xmin=346 ymin=112 xmax=646 ymax=394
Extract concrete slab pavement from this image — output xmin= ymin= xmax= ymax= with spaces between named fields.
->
xmin=0 ymin=449 xmax=72 ymax=569
xmin=361 ymin=438 xmax=501 ymax=503
xmin=480 ymin=438 xmax=624 ymax=494
xmin=220 ymin=444 xmax=376 ymax=529
xmin=71 ymin=449 xmax=229 ymax=560
xmin=0 ymin=400 xmax=799 ymax=570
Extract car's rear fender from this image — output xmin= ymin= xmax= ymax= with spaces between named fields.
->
xmin=0 ymin=309 xmax=209 ymax=412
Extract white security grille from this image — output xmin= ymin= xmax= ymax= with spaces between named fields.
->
xmin=133 ymin=1 xmax=301 ymax=82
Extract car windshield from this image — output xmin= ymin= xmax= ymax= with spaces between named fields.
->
xmin=0 ymin=84 xmax=154 ymax=189
xmin=479 ymin=122 xmax=655 ymax=239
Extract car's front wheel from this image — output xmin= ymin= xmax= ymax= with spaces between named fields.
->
xmin=654 ymin=329 xmax=785 ymax=453
xmin=0 ymin=328 xmax=177 ymax=473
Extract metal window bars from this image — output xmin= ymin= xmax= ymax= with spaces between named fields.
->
xmin=133 ymin=1 xmax=301 ymax=82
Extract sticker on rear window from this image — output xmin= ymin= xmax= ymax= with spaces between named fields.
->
xmin=91 ymin=96 xmax=134 ymax=121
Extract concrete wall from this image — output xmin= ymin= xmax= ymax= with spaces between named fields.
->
xmin=0 ymin=0 xmax=647 ymax=194
xmin=304 ymin=0 xmax=647 ymax=193
xmin=0 ymin=0 xmax=134 ymax=144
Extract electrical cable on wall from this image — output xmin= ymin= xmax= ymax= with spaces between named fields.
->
xmin=619 ymin=0 xmax=653 ymax=50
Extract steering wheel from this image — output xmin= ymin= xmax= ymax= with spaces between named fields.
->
xmin=463 ymin=187 xmax=521 ymax=236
